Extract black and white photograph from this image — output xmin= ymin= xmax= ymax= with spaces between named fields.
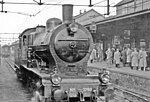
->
xmin=0 ymin=0 xmax=150 ymax=102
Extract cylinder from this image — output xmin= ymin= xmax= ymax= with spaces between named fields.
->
xmin=62 ymin=4 xmax=73 ymax=24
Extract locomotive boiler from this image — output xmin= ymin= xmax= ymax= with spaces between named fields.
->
xmin=14 ymin=4 xmax=111 ymax=102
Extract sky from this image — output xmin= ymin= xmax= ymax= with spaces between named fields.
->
xmin=0 ymin=0 xmax=121 ymax=45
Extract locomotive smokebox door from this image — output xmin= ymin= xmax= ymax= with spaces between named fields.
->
xmin=50 ymin=4 xmax=93 ymax=75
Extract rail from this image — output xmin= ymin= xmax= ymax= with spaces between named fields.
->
xmin=4 ymin=58 xmax=16 ymax=71
xmin=113 ymin=85 xmax=150 ymax=102
xmin=88 ymin=66 xmax=150 ymax=102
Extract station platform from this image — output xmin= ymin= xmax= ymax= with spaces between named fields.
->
xmin=88 ymin=61 xmax=150 ymax=79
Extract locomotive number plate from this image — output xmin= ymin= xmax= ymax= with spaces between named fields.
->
xmin=69 ymin=88 xmax=77 ymax=97
xmin=69 ymin=88 xmax=93 ymax=97
xmin=82 ymin=88 xmax=92 ymax=97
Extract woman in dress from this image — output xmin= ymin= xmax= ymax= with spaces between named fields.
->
xmin=131 ymin=48 xmax=139 ymax=70
xmin=114 ymin=49 xmax=121 ymax=68
xmin=139 ymin=47 xmax=147 ymax=71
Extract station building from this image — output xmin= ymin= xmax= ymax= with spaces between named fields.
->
xmin=74 ymin=0 xmax=150 ymax=51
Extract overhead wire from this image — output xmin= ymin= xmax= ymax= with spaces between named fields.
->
xmin=0 ymin=0 xmax=115 ymax=37
xmin=6 ymin=11 xmax=34 ymax=17
xmin=15 ymin=0 xmax=63 ymax=33
xmin=33 ymin=0 xmax=66 ymax=16
xmin=2 ymin=0 xmax=144 ymax=43
xmin=92 ymin=0 xmax=107 ymax=6
xmin=0 ymin=1 xmax=113 ymax=7
xmin=15 ymin=0 xmax=68 ymax=34
xmin=0 ymin=0 xmax=67 ymax=43
xmin=15 ymin=0 xmax=66 ymax=33
xmin=15 ymin=0 xmax=39 ymax=32
xmin=0 ymin=0 xmax=36 ymax=16
xmin=1 ymin=0 xmax=149 ymax=44
xmin=0 ymin=0 xmax=115 ymax=16
xmin=0 ymin=0 xmax=114 ymax=34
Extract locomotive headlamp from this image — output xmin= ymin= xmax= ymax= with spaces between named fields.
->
xmin=69 ymin=22 xmax=78 ymax=33
xmin=101 ymin=74 xmax=110 ymax=84
xmin=51 ymin=74 xmax=62 ymax=85
xmin=99 ymin=70 xmax=110 ymax=84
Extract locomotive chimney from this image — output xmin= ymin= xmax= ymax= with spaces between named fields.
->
xmin=62 ymin=4 xmax=73 ymax=24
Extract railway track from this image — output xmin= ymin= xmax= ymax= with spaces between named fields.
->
xmin=113 ymin=85 xmax=150 ymax=102
xmin=88 ymin=66 xmax=150 ymax=102
xmin=4 ymin=58 xmax=16 ymax=71
xmin=0 ymin=58 xmax=32 ymax=102
xmin=5 ymin=59 xmax=150 ymax=102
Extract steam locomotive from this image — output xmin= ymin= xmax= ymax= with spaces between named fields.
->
xmin=13 ymin=4 xmax=111 ymax=102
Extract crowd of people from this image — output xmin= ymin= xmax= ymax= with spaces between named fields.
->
xmin=90 ymin=45 xmax=150 ymax=71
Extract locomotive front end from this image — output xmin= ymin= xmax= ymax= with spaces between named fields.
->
xmin=41 ymin=4 xmax=112 ymax=102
